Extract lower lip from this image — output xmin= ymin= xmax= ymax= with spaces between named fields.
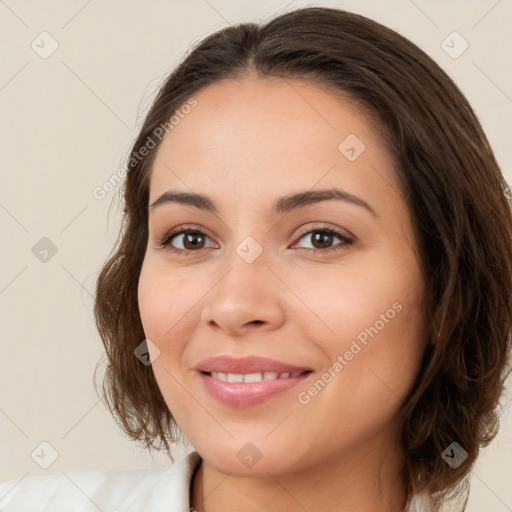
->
xmin=198 ymin=371 xmax=312 ymax=407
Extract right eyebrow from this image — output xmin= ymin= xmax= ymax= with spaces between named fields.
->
xmin=149 ymin=191 xmax=216 ymax=213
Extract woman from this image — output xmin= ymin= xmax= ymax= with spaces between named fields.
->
xmin=1 ymin=6 xmax=511 ymax=512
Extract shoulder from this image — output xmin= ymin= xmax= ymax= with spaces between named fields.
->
xmin=406 ymin=491 xmax=434 ymax=512
xmin=0 ymin=451 xmax=201 ymax=512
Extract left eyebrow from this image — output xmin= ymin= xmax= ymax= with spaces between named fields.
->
xmin=273 ymin=188 xmax=377 ymax=217
xmin=148 ymin=187 xmax=377 ymax=217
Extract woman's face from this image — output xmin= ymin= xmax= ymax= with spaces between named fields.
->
xmin=138 ymin=75 xmax=428 ymax=476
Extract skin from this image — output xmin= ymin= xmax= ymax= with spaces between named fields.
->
xmin=137 ymin=72 xmax=429 ymax=512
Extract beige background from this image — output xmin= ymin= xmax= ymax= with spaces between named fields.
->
xmin=0 ymin=1 xmax=511 ymax=510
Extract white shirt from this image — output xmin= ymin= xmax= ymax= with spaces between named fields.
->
xmin=0 ymin=451 xmax=431 ymax=511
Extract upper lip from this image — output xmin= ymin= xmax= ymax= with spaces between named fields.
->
xmin=195 ymin=356 xmax=312 ymax=374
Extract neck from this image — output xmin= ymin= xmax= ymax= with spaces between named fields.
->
xmin=190 ymin=438 xmax=408 ymax=512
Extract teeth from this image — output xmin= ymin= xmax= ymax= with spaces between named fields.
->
xmin=244 ymin=372 xmax=264 ymax=382
xmin=227 ymin=373 xmax=244 ymax=383
xmin=209 ymin=371 xmax=304 ymax=382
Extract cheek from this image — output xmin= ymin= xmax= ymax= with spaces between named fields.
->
xmin=292 ymin=299 xmax=425 ymax=455
xmin=292 ymin=254 xmax=426 ymax=404
xmin=137 ymin=259 xmax=201 ymax=348
xmin=288 ymin=258 xmax=422 ymax=350
xmin=137 ymin=260 xmax=199 ymax=419
xmin=138 ymin=263 xmax=167 ymax=342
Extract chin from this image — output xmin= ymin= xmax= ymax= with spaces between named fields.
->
xmin=190 ymin=435 xmax=305 ymax=476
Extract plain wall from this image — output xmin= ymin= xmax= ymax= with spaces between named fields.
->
xmin=1 ymin=1 xmax=511 ymax=511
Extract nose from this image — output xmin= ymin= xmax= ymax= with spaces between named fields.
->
xmin=200 ymin=244 xmax=286 ymax=337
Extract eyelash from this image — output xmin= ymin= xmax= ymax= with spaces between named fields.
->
xmin=156 ymin=224 xmax=354 ymax=256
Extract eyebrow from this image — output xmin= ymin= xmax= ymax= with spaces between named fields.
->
xmin=148 ymin=188 xmax=377 ymax=217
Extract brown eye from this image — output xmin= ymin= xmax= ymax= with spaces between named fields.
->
xmin=292 ymin=226 xmax=354 ymax=253
xmin=157 ymin=225 xmax=354 ymax=256
xmin=158 ymin=228 xmax=217 ymax=253
xmin=177 ymin=232 xmax=207 ymax=250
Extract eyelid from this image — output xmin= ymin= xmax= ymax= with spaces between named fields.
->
xmin=294 ymin=223 xmax=354 ymax=242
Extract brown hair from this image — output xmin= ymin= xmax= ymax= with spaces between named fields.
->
xmin=93 ymin=6 xmax=512 ymax=509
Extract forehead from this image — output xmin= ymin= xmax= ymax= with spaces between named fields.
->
xmin=148 ymin=75 xmax=399 ymax=212
xmin=157 ymin=75 xmax=380 ymax=154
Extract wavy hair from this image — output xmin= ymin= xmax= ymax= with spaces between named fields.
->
xmin=93 ymin=7 xmax=512 ymax=510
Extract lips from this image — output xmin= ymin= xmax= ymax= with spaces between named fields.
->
xmin=195 ymin=355 xmax=313 ymax=407
xmin=195 ymin=355 xmax=312 ymax=374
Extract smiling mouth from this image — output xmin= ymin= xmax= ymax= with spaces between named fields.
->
xmin=202 ymin=370 xmax=311 ymax=382
xmin=198 ymin=369 xmax=314 ymax=407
